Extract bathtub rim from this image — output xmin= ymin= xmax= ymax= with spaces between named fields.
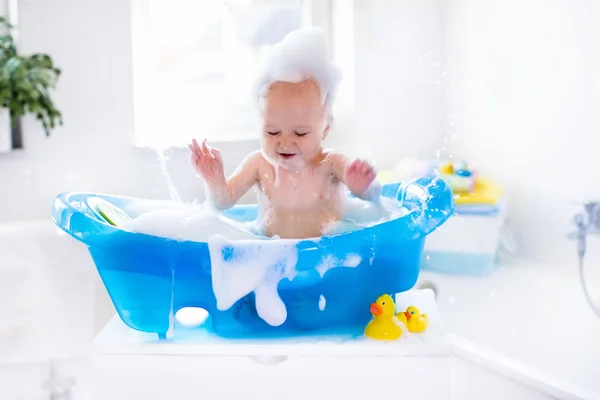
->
xmin=51 ymin=177 xmax=455 ymax=248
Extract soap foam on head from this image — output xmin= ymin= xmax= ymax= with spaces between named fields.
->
xmin=253 ymin=26 xmax=342 ymax=120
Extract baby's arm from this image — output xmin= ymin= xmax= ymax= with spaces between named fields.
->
xmin=189 ymin=139 xmax=259 ymax=210
xmin=329 ymin=152 xmax=381 ymax=202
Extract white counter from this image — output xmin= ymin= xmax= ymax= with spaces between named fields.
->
xmin=419 ymin=257 xmax=600 ymax=400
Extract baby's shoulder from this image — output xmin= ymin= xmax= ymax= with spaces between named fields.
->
xmin=250 ymin=151 xmax=279 ymax=176
xmin=320 ymin=149 xmax=351 ymax=180
xmin=240 ymin=150 xmax=265 ymax=167
xmin=321 ymin=149 xmax=350 ymax=168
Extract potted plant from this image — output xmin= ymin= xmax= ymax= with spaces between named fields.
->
xmin=0 ymin=16 xmax=62 ymax=149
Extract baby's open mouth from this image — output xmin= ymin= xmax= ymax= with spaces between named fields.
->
xmin=278 ymin=153 xmax=296 ymax=160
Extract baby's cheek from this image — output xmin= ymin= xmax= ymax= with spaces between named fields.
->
xmin=260 ymin=137 xmax=275 ymax=152
xmin=304 ymin=142 xmax=323 ymax=158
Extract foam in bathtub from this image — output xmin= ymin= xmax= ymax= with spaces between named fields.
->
xmin=208 ymin=235 xmax=299 ymax=326
xmin=120 ymin=204 xmax=260 ymax=242
xmin=104 ymin=187 xmax=409 ymax=327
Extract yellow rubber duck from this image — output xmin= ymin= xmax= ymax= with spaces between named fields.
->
xmin=440 ymin=162 xmax=454 ymax=174
xmin=396 ymin=306 xmax=428 ymax=333
xmin=364 ymin=294 xmax=403 ymax=340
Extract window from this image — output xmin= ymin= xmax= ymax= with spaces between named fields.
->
xmin=130 ymin=0 xmax=332 ymax=148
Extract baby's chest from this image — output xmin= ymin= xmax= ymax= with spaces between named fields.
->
xmin=258 ymin=169 xmax=340 ymax=209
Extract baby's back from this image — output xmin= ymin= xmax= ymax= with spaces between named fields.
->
xmin=254 ymin=153 xmax=345 ymax=238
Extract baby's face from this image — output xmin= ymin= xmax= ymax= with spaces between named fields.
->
xmin=260 ymin=79 xmax=329 ymax=170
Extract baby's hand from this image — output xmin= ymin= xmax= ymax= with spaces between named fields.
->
xmin=188 ymin=138 xmax=224 ymax=184
xmin=345 ymin=159 xmax=376 ymax=196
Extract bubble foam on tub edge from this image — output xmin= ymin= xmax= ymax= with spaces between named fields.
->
xmin=207 ymin=234 xmax=299 ymax=327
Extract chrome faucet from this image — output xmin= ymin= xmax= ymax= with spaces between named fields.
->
xmin=583 ymin=202 xmax=600 ymax=233
xmin=569 ymin=201 xmax=600 ymax=317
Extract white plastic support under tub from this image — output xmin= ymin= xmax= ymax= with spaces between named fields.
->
xmin=90 ymin=289 xmax=451 ymax=358
xmin=88 ymin=289 xmax=453 ymax=399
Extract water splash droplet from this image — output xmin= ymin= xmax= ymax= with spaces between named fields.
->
xmin=155 ymin=148 xmax=181 ymax=203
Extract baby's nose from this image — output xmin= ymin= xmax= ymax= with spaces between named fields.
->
xmin=280 ymin=138 xmax=294 ymax=148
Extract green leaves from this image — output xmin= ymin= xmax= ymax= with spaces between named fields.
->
xmin=0 ymin=16 xmax=62 ymax=136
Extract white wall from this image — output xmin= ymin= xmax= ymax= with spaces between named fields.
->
xmin=351 ymin=0 xmax=447 ymax=167
xmin=445 ymin=0 xmax=600 ymax=266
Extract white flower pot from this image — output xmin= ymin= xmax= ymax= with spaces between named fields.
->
xmin=0 ymin=108 xmax=12 ymax=153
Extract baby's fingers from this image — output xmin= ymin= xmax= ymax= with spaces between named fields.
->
xmin=346 ymin=159 xmax=359 ymax=175
xmin=355 ymin=162 xmax=368 ymax=177
xmin=192 ymin=139 xmax=202 ymax=154
xmin=361 ymin=161 xmax=375 ymax=175
xmin=201 ymin=139 xmax=212 ymax=156
xmin=210 ymin=147 xmax=222 ymax=162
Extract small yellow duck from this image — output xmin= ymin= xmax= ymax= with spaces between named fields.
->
xmin=364 ymin=294 xmax=403 ymax=340
xmin=396 ymin=306 xmax=428 ymax=333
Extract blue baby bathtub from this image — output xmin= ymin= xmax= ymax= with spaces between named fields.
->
xmin=52 ymin=177 xmax=454 ymax=339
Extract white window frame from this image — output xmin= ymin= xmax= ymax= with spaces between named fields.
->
xmin=129 ymin=0 xmax=335 ymax=151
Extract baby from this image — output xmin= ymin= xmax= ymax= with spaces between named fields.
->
xmin=188 ymin=28 xmax=380 ymax=239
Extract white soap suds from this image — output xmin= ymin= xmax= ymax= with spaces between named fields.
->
xmin=252 ymin=27 xmax=342 ymax=118
xmin=120 ymin=205 xmax=260 ymax=242
xmin=343 ymin=254 xmax=362 ymax=268
xmin=315 ymin=253 xmax=362 ymax=278
xmin=207 ymin=234 xmax=298 ymax=327
xmin=315 ymin=255 xmax=336 ymax=278
xmin=323 ymin=195 xmax=408 ymax=236
xmin=318 ymin=295 xmax=326 ymax=311
xmin=260 ymin=149 xmax=281 ymax=187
